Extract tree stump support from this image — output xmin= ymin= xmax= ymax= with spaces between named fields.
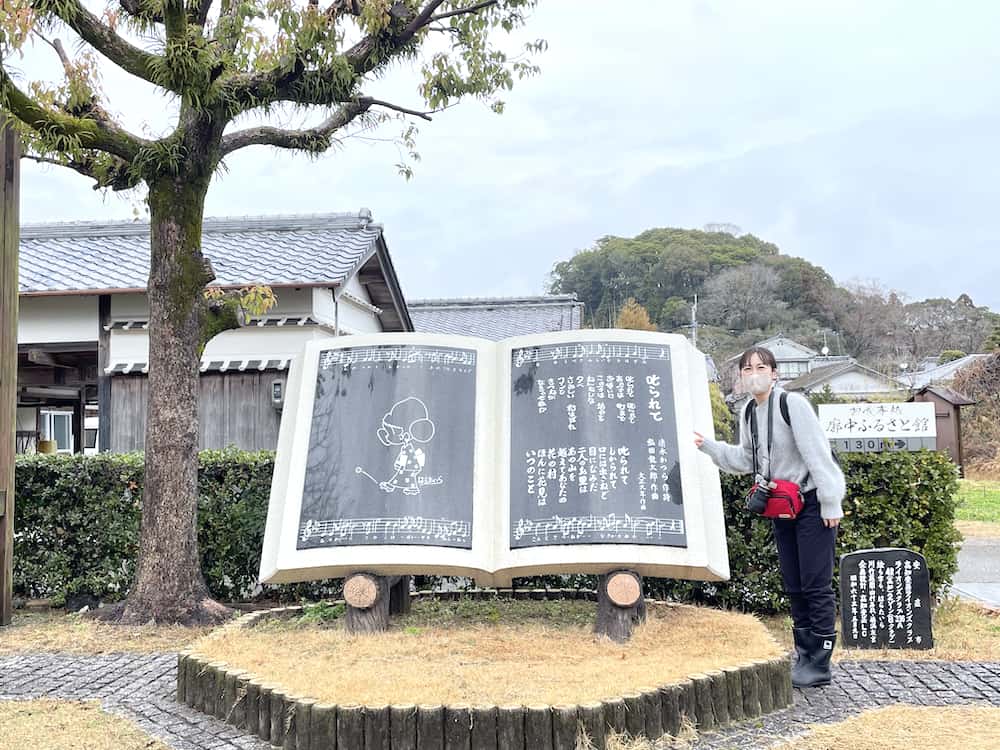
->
xmin=344 ymin=573 xmax=411 ymax=634
xmin=594 ymin=570 xmax=646 ymax=643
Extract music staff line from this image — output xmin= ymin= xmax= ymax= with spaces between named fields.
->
xmin=513 ymin=343 xmax=671 ymax=367
xmin=320 ymin=347 xmax=477 ymax=370
xmin=299 ymin=516 xmax=472 ymax=544
xmin=513 ymin=513 xmax=685 ymax=542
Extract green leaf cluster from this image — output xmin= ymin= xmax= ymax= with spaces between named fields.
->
xmin=12 ymin=450 xmax=342 ymax=605
xmin=645 ymin=450 xmax=961 ymax=612
xmin=13 ymin=449 xmax=960 ymax=615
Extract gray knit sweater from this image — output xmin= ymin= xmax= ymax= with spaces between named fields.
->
xmin=699 ymin=388 xmax=846 ymax=520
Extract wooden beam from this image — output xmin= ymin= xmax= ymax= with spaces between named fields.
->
xmin=72 ymin=392 xmax=84 ymax=454
xmin=98 ymin=295 xmax=111 ymax=452
xmin=27 ymin=349 xmax=76 ymax=369
xmin=1 ymin=124 xmax=21 ymax=627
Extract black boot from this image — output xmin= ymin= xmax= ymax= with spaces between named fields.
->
xmin=793 ymin=631 xmax=836 ymax=688
xmin=790 ymin=628 xmax=814 ymax=685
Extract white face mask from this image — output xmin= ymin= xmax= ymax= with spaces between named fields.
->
xmin=744 ymin=372 xmax=773 ymax=395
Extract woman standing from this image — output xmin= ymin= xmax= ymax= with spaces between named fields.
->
xmin=694 ymin=347 xmax=845 ymax=688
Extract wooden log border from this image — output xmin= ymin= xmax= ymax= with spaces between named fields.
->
xmin=176 ymin=603 xmax=795 ymax=749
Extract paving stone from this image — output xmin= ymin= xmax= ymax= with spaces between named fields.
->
xmin=3 ymin=653 xmax=1000 ymax=749
xmin=0 ymin=653 xmax=270 ymax=750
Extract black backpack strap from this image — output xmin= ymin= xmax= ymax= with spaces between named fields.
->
xmin=779 ymin=391 xmax=791 ymax=427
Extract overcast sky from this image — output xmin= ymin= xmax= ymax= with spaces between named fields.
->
xmin=16 ymin=1 xmax=1000 ymax=310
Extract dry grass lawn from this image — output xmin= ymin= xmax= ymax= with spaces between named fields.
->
xmin=773 ymin=705 xmax=1000 ymax=749
xmin=957 ymin=519 xmax=1000 ymax=538
xmin=0 ymin=700 xmax=169 ymax=750
xmin=192 ymin=600 xmax=783 ymax=706
xmin=762 ymin=597 xmax=1000 ymax=662
xmin=0 ymin=611 xmax=212 ymax=655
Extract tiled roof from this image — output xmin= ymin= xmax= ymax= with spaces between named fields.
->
xmin=784 ymin=360 xmax=908 ymax=392
xmin=899 ymin=354 xmax=990 ymax=389
xmin=18 ymin=211 xmax=382 ymax=295
xmin=782 ymin=361 xmax=857 ymax=391
xmin=409 ymin=295 xmax=584 ymax=340
xmin=910 ymin=385 xmax=976 ymax=406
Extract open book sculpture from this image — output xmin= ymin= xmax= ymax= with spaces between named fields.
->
xmin=259 ymin=330 xmax=729 ymax=588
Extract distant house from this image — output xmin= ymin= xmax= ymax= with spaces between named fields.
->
xmin=721 ymin=334 xmax=854 ymax=397
xmin=409 ymin=295 xmax=584 ymax=340
xmin=16 ymin=211 xmax=410 ymax=454
xmin=899 ymin=354 xmax=990 ymax=390
xmin=783 ymin=360 xmax=909 ymax=401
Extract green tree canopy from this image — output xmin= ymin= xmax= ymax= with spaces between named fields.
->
xmin=1 ymin=0 xmax=544 ymax=625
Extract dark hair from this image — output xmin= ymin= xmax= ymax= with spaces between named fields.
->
xmin=738 ymin=346 xmax=778 ymax=371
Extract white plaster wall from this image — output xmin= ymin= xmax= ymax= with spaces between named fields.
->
xmin=18 ymin=296 xmax=99 ymax=344
xmin=108 ymin=329 xmax=150 ymax=362
xmin=312 ymin=288 xmax=336 ymax=324
xmin=109 ymin=325 xmax=337 ymax=365
xmin=268 ymin=287 xmax=312 ymax=314
xmin=110 ymin=293 xmax=149 ymax=318
xmin=336 ymin=297 xmax=381 ymax=334
xmin=828 ymin=371 xmax=900 ymax=394
xmin=16 ymin=408 xmax=37 ymax=431
xmin=203 ymin=326 xmax=333 ymax=360
xmin=343 ymin=276 xmax=372 ymax=302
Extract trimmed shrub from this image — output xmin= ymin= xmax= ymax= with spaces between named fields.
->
xmin=647 ymin=450 xmax=961 ymax=611
xmin=13 ymin=450 xmax=340 ymax=605
xmin=13 ymin=450 xmax=959 ymax=613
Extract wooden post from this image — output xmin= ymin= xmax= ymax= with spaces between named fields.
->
xmin=496 ymin=705 xmax=525 ymax=750
xmin=390 ymin=704 xmax=418 ymax=750
xmin=579 ymin=702 xmax=605 ymax=750
xmin=365 ymin=704 xmax=391 ymax=750
xmin=0 ymin=124 xmax=20 ymax=627
xmin=97 ymin=295 xmax=112 ymax=452
xmin=594 ymin=570 xmax=645 ymax=643
xmin=345 ymin=573 xmax=405 ymax=634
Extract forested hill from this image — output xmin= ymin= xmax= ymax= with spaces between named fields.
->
xmin=547 ymin=227 xmax=998 ymax=370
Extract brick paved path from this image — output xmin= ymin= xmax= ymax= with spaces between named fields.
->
xmin=692 ymin=659 xmax=1000 ymax=749
xmin=2 ymin=653 xmax=999 ymax=749
xmin=0 ymin=653 xmax=267 ymax=750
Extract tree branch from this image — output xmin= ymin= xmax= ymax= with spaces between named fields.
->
xmin=33 ymin=34 xmax=74 ymax=77
xmin=193 ymin=0 xmax=215 ymax=26
xmin=24 ymin=152 xmax=139 ymax=191
xmin=343 ymin=0 xmax=447 ymax=76
xmin=360 ymin=97 xmax=433 ymax=121
xmin=40 ymin=0 xmax=165 ymax=86
xmin=0 ymin=67 xmax=144 ymax=162
xmin=219 ymin=100 xmax=370 ymax=156
xmin=428 ymin=0 xmax=498 ymax=23
xmin=162 ymin=0 xmax=188 ymax=41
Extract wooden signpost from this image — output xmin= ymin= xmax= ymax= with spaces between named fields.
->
xmin=0 ymin=124 xmax=20 ymax=627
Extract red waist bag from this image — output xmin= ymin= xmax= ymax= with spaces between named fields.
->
xmin=762 ymin=479 xmax=804 ymax=519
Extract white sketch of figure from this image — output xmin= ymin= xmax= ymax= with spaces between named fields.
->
xmin=356 ymin=397 xmax=436 ymax=495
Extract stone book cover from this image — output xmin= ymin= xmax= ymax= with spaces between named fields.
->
xmin=259 ymin=330 xmax=728 ymax=587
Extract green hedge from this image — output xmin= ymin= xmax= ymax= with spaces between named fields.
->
xmin=13 ymin=450 xmax=340 ymax=605
xmin=13 ymin=449 xmax=959 ymax=613
xmin=647 ymin=450 xmax=961 ymax=611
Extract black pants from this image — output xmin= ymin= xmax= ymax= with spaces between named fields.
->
xmin=772 ymin=489 xmax=838 ymax=634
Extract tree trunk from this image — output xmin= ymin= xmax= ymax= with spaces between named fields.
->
xmin=96 ymin=174 xmax=231 ymax=625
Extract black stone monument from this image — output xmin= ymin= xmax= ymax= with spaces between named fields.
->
xmin=840 ymin=547 xmax=933 ymax=649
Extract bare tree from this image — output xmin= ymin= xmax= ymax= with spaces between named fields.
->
xmin=699 ymin=263 xmax=785 ymax=332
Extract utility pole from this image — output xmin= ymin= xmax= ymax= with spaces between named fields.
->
xmin=1 ymin=124 xmax=19 ymax=626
